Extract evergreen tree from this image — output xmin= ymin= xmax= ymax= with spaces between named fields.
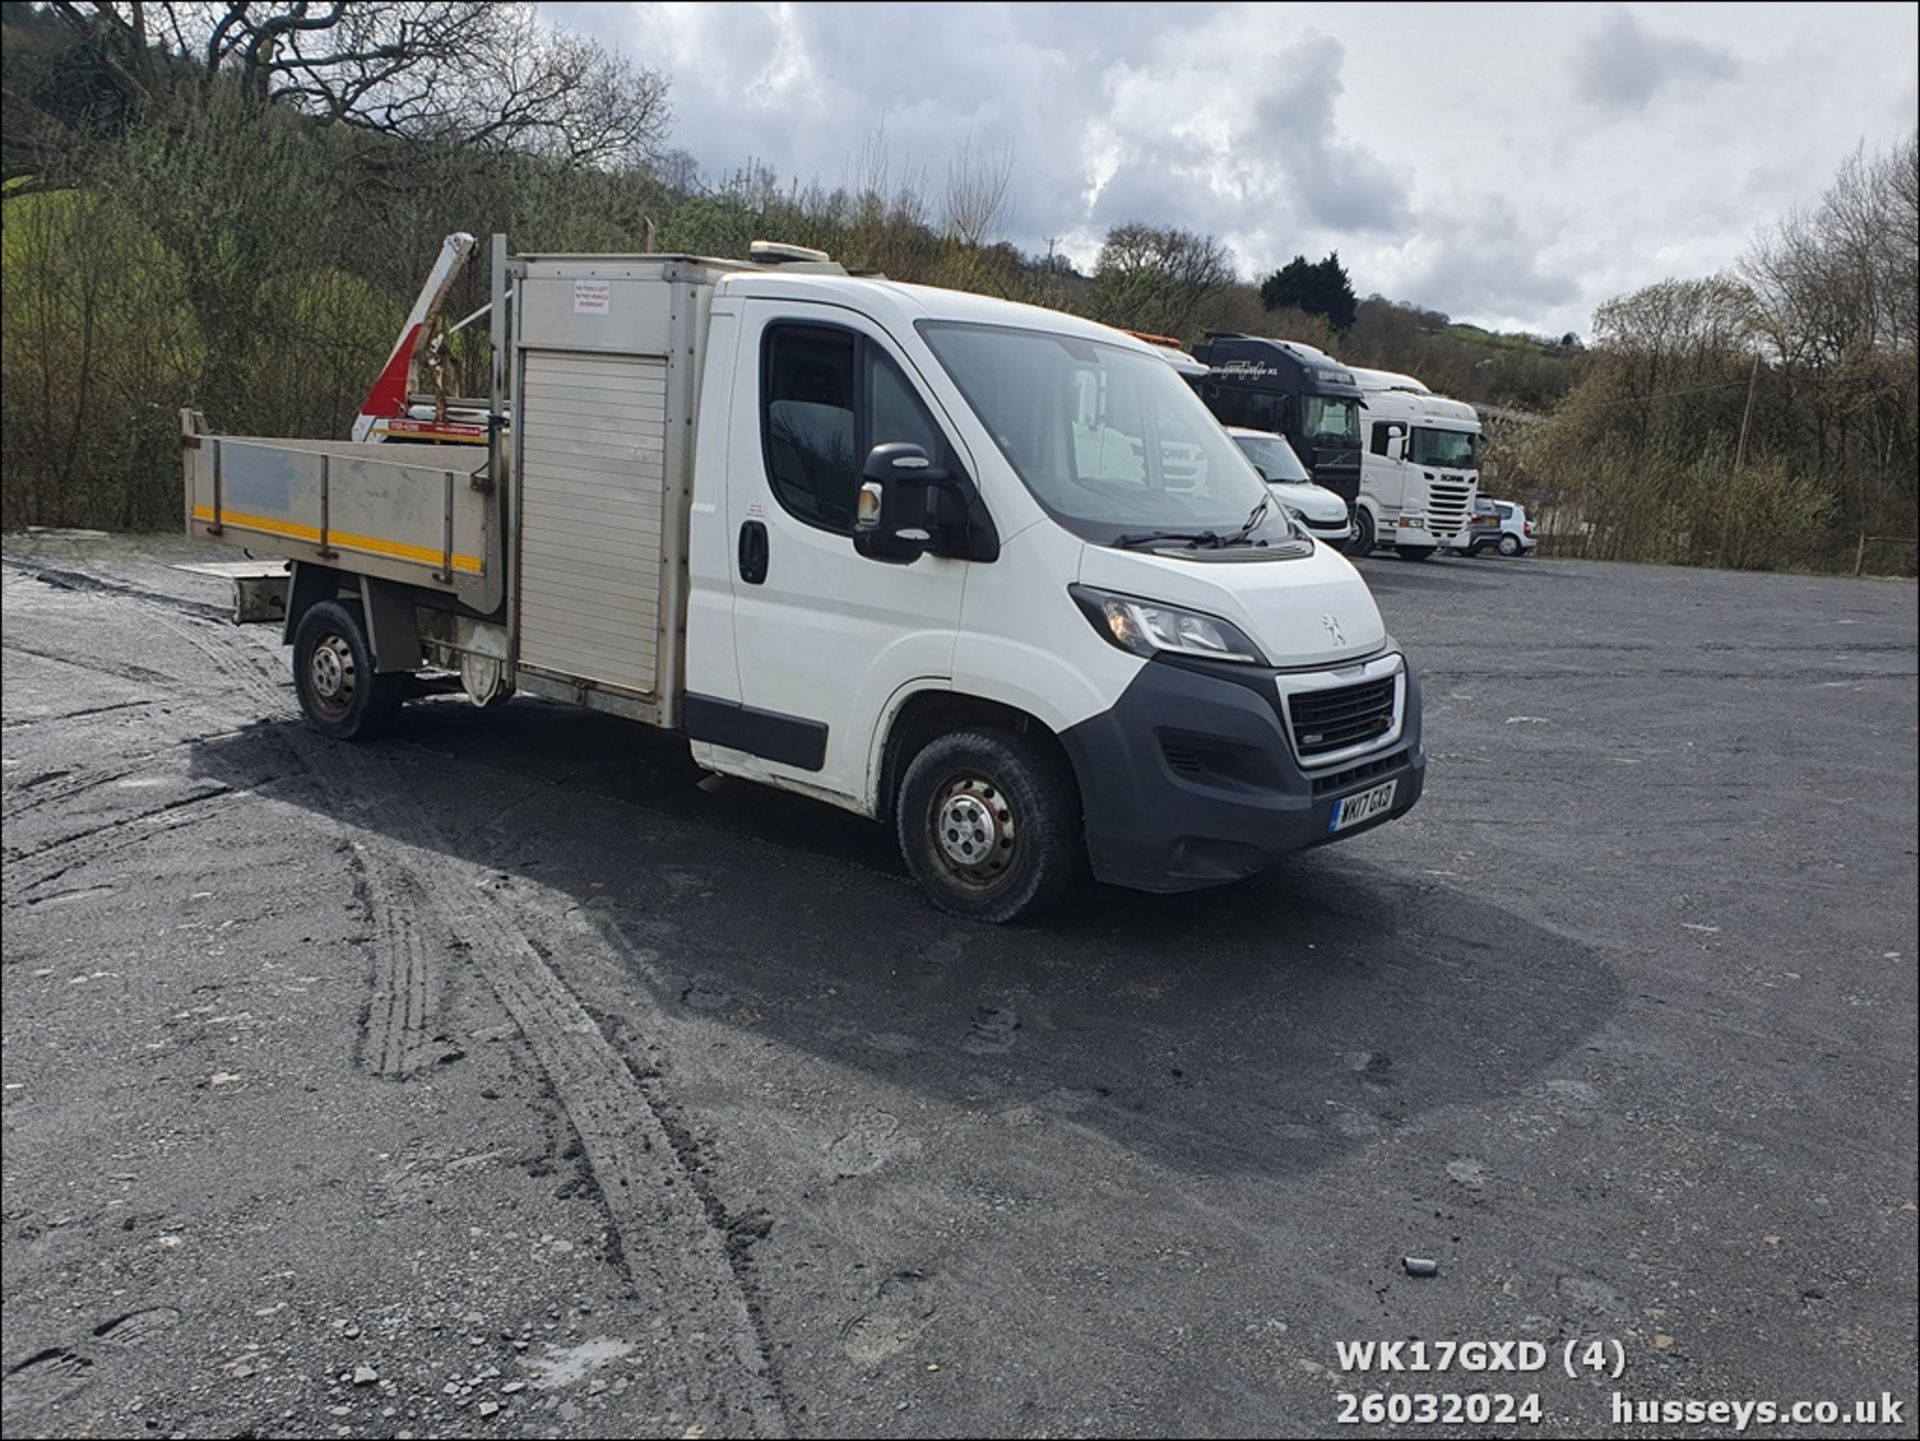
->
xmin=1258 ymin=255 xmax=1317 ymax=314
xmin=1258 ymin=251 xmax=1358 ymax=331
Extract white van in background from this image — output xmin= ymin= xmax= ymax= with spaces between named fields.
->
xmin=1348 ymin=367 xmax=1481 ymax=561
xmin=1227 ymin=428 xmax=1353 ymax=548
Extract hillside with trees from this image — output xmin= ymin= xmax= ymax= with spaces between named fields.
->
xmin=1506 ymin=136 xmax=1917 ymax=572
xmin=1 ymin=2 xmax=1911 ymax=572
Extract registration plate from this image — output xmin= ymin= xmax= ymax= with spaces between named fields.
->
xmin=1328 ymin=779 xmax=1397 ymax=834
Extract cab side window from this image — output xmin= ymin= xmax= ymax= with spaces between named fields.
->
xmin=762 ymin=323 xmax=960 ymax=536
xmin=1204 ymin=383 xmax=1246 ymax=427
xmin=763 ymin=326 xmax=858 ymax=531
xmin=1371 ymin=421 xmax=1393 ymax=456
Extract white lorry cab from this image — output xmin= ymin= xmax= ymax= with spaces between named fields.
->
xmin=1348 ymin=367 xmax=1481 ymax=561
xmin=183 ymin=239 xmax=1425 ymax=921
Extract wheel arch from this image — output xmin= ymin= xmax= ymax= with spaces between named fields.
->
xmin=872 ymin=685 xmax=1079 ymax=828
xmin=281 ymin=563 xmax=420 ymax=673
xmin=281 ymin=562 xmax=354 ymax=646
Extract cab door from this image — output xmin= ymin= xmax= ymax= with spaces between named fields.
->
xmin=687 ymin=301 xmax=971 ymax=807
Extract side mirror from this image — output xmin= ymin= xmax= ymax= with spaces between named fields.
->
xmin=854 ymin=442 xmax=948 ymax=564
xmin=1384 ymin=422 xmax=1409 ymax=463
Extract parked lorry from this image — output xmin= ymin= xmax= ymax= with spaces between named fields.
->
xmin=1347 ymin=366 xmax=1481 ymax=560
xmin=1186 ymin=335 xmax=1366 ymax=512
xmin=184 ymin=237 xmax=1425 ymax=921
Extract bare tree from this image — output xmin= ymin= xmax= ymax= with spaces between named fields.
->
xmin=1087 ymin=221 xmax=1237 ymax=338
xmin=652 ymin=147 xmax=703 ymax=195
xmin=942 ymin=134 xmax=1013 ymax=247
xmin=45 ymin=2 xmax=670 ymax=166
xmin=1743 ymin=131 xmax=1919 ymax=517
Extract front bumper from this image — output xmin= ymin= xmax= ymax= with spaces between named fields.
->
xmin=1395 ymin=517 xmax=1468 ymax=550
xmin=1059 ymin=654 xmax=1425 ymax=892
xmin=1302 ymin=518 xmax=1354 ymax=546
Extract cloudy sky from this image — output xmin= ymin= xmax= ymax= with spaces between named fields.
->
xmin=544 ymin=1 xmax=1918 ymax=338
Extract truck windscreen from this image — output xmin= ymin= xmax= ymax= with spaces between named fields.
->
xmin=920 ymin=322 xmax=1279 ymax=542
xmin=1301 ymin=396 xmax=1359 ymax=447
xmin=1410 ymin=428 xmax=1478 ymax=469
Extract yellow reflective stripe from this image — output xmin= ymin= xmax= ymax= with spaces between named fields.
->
xmin=191 ymin=506 xmax=483 ymax=575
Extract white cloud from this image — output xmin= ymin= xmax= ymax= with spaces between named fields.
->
xmin=540 ymin=1 xmax=1919 ymax=339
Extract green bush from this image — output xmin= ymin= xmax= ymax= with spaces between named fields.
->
xmin=1 ymin=190 xmax=204 ymax=528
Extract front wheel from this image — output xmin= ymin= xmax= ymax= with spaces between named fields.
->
xmin=292 ymin=600 xmax=404 ymax=740
xmin=1351 ymin=508 xmax=1377 ymax=556
xmin=1396 ymin=545 xmax=1435 ymax=562
xmin=896 ymin=728 xmax=1080 ymax=923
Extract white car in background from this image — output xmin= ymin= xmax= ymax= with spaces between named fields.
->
xmin=1459 ymin=497 xmax=1537 ymax=557
xmin=1489 ymin=499 xmax=1536 ymax=556
xmin=1227 ymin=427 xmax=1354 ymax=549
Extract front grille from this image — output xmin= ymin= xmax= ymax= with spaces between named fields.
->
xmin=1287 ymin=676 xmax=1397 ymax=760
xmin=1311 ymin=748 xmax=1406 ymax=796
xmin=1427 ymin=479 xmax=1471 ymax=533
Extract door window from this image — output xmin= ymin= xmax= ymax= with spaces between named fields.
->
xmin=762 ymin=323 xmax=957 ymax=535
xmin=763 ymin=327 xmax=858 ymax=531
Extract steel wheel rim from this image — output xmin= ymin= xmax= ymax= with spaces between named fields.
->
xmin=928 ymin=775 xmax=1016 ymax=889
xmin=308 ymin=633 xmax=356 ymax=719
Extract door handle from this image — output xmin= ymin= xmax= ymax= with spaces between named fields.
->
xmin=738 ymin=520 xmax=769 ymax=585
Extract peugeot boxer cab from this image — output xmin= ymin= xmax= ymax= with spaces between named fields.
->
xmin=694 ymin=281 xmax=1424 ymax=917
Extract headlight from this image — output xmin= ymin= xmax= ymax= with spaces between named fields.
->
xmin=1069 ymin=584 xmax=1265 ymax=664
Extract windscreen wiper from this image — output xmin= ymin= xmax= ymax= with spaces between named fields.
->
xmin=1225 ymin=494 xmax=1272 ymax=546
xmin=1111 ymin=530 xmax=1224 ymax=550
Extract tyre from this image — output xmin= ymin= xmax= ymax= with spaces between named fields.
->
xmin=292 ymin=600 xmax=404 ymax=740
xmin=1396 ymin=545 xmax=1435 ymax=562
xmin=896 ymin=727 xmax=1079 ymax=923
xmin=1497 ymin=533 xmax=1522 ymax=556
xmin=1351 ymin=507 xmax=1376 ymax=556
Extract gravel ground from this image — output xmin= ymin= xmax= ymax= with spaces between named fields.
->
xmin=2 ymin=533 xmax=1915 ymax=1440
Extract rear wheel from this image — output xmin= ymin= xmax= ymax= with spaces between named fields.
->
xmin=1396 ymin=545 xmax=1435 ymax=562
xmin=292 ymin=600 xmax=404 ymax=740
xmin=896 ymin=727 xmax=1079 ymax=923
xmin=1497 ymin=533 xmax=1522 ymax=556
xmin=1351 ymin=508 xmax=1377 ymax=556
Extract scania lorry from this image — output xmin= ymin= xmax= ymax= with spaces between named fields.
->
xmin=1186 ymin=334 xmax=1366 ymax=513
xmin=183 ymin=237 xmax=1424 ymax=921
xmin=1347 ymin=366 xmax=1482 ymax=560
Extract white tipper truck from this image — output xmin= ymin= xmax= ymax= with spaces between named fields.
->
xmin=183 ymin=237 xmax=1425 ymax=921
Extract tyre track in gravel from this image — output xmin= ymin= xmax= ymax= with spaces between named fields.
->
xmin=2 ymin=786 xmax=247 ymax=907
xmin=12 ymin=559 xmax=791 ymax=1437
xmin=1 ymin=612 xmax=287 ymax=904
xmin=2 ymin=737 xmax=247 ymax=823
xmin=122 ymin=595 xmax=457 ymax=1088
